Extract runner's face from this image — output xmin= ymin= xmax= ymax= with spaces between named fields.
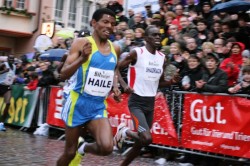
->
xmin=94 ymin=14 xmax=116 ymax=40
xmin=146 ymin=27 xmax=161 ymax=48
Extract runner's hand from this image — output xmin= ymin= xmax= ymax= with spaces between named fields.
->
xmin=80 ymin=41 xmax=92 ymax=62
xmin=113 ymin=87 xmax=121 ymax=102
xmin=124 ymin=86 xmax=134 ymax=94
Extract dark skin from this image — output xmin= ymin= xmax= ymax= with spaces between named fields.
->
xmin=0 ymin=55 xmax=14 ymax=74
xmin=57 ymin=14 xmax=121 ymax=166
xmin=0 ymin=55 xmax=15 ymax=122
xmin=117 ymin=27 xmax=179 ymax=166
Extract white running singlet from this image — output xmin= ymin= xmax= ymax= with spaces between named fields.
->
xmin=127 ymin=46 xmax=165 ymax=97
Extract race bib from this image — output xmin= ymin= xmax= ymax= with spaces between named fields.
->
xmin=144 ymin=59 xmax=162 ymax=81
xmin=84 ymin=67 xmax=114 ymax=96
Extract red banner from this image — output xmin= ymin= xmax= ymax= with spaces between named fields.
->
xmin=46 ymin=87 xmax=65 ymax=128
xmin=107 ymin=93 xmax=179 ymax=146
xmin=182 ymin=93 xmax=250 ymax=158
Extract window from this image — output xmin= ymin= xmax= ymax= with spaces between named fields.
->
xmin=16 ymin=0 xmax=25 ymax=10
xmin=4 ymin=0 xmax=12 ymax=8
xmin=81 ymin=0 xmax=92 ymax=29
xmin=55 ymin=0 xmax=64 ymax=21
xmin=68 ymin=0 xmax=77 ymax=28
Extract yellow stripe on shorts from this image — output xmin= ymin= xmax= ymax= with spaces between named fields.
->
xmin=68 ymin=90 xmax=79 ymax=126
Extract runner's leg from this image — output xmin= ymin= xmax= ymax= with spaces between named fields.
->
xmin=57 ymin=125 xmax=81 ymax=166
xmin=85 ymin=118 xmax=113 ymax=156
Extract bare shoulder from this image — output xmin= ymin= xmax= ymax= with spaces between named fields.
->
xmin=70 ymin=37 xmax=89 ymax=50
xmin=68 ymin=38 xmax=89 ymax=55
xmin=112 ymin=43 xmax=121 ymax=58
xmin=65 ymin=37 xmax=89 ymax=64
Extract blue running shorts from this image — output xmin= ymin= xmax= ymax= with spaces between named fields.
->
xmin=61 ymin=90 xmax=108 ymax=127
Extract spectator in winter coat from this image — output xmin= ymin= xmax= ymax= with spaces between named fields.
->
xmin=37 ymin=62 xmax=57 ymax=87
xmin=228 ymin=65 xmax=250 ymax=95
xmin=180 ymin=54 xmax=204 ymax=91
xmin=24 ymin=72 xmax=39 ymax=91
xmin=220 ymin=42 xmax=245 ymax=87
xmin=196 ymin=53 xmax=228 ymax=93
xmin=238 ymin=50 xmax=250 ymax=82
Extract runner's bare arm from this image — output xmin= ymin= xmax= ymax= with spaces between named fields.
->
xmin=113 ymin=44 xmax=121 ymax=88
xmin=118 ymin=49 xmax=137 ymax=69
xmin=60 ymin=38 xmax=91 ymax=80
xmin=113 ymin=44 xmax=121 ymax=102
xmin=117 ymin=49 xmax=137 ymax=93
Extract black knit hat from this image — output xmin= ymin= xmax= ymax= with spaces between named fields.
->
xmin=207 ymin=53 xmax=220 ymax=62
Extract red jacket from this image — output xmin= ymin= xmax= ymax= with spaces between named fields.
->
xmin=220 ymin=42 xmax=245 ymax=86
xmin=27 ymin=79 xmax=39 ymax=91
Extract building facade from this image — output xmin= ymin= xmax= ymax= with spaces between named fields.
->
xmin=0 ymin=0 xmax=125 ymax=57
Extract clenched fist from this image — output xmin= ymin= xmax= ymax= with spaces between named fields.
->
xmin=80 ymin=41 xmax=92 ymax=62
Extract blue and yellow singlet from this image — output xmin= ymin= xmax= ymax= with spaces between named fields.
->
xmin=61 ymin=36 xmax=117 ymax=127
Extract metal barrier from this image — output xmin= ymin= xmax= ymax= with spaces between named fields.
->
xmin=148 ymin=90 xmax=250 ymax=163
xmin=1 ymin=85 xmax=249 ymax=163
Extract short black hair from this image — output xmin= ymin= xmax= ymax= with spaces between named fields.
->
xmin=196 ymin=18 xmax=207 ymax=26
xmin=92 ymin=8 xmax=116 ymax=22
xmin=144 ymin=25 xmax=157 ymax=37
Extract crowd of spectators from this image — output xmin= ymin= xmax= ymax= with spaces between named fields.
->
xmin=1 ymin=0 xmax=250 ymax=96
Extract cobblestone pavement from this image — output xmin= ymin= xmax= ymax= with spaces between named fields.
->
xmin=1 ymin=127 xmax=248 ymax=166
xmin=0 ymin=127 xmax=178 ymax=166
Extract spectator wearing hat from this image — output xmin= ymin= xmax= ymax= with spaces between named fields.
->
xmin=238 ymin=50 xmax=250 ymax=82
xmin=78 ymin=29 xmax=91 ymax=38
xmin=242 ymin=50 xmax=250 ymax=66
xmin=144 ymin=3 xmax=153 ymax=18
xmin=196 ymin=53 xmax=228 ymax=93
xmin=228 ymin=65 xmax=250 ymax=95
xmin=106 ymin=1 xmax=128 ymax=24
xmin=220 ymin=42 xmax=245 ymax=86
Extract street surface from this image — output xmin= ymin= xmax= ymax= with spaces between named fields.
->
xmin=0 ymin=127 xmax=177 ymax=166
xmin=0 ymin=127 xmax=248 ymax=166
